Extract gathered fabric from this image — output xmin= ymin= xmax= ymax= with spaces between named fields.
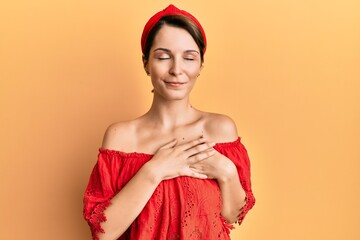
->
xmin=83 ymin=138 xmax=255 ymax=240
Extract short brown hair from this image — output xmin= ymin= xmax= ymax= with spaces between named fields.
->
xmin=143 ymin=15 xmax=206 ymax=63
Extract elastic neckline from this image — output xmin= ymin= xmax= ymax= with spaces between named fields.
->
xmin=99 ymin=137 xmax=240 ymax=157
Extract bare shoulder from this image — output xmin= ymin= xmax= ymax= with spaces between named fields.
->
xmin=101 ymin=120 xmax=137 ymax=150
xmin=202 ymin=112 xmax=239 ymax=143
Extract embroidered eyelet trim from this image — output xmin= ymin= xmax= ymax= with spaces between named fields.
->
xmin=220 ymin=215 xmax=235 ymax=234
xmin=237 ymin=193 xmax=256 ymax=225
xmin=85 ymin=199 xmax=112 ymax=240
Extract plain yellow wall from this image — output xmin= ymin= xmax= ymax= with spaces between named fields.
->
xmin=1 ymin=0 xmax=359 ymax=239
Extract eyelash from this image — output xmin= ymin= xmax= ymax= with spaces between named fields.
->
xmin=157 ymin=57 xmax=195 ymax=61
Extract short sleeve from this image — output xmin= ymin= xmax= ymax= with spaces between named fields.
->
xmin=83 ymin=151 xmax=119 ymax=240
xmin=215 ymin=138 xmax=256 ymax=225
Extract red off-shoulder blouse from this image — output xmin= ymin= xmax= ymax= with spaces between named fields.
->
xmin=83 ymin=138 xmax=255 ymax=240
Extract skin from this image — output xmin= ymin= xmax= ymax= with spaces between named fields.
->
xmin=98 ymin=25 xmax=246 ymax=240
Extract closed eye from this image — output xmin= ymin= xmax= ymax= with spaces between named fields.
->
xmin=184 ymin=53 xmax=198 ymax=61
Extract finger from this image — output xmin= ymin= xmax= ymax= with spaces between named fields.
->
xmin=184 ymin=169 xmax=208 ymax=179
xmin=185 ymin=142 xmax=215 ymax=158
xmin=188 ymin=148 xmax=216 ymax=164
xmin=190 ymin=167 xmax=216 ymax=180
xmin=189 ymin=165 xmax=204 ymax=172
xmin=176 ymin=136 xmax=207 ymax=151
xmin=159 ymin=139 xmax=178 ymax=150
xmin=191 ymin=173 xmax=208 ymax=179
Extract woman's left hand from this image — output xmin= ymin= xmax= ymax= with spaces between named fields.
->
xmin=191 ymin=148 xmax=247 ymax=223
xmin=189 ymin=150 xmax=238 ymax=182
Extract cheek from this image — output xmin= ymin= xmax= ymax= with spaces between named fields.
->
xmin=187 ymin=65 xmax=201 ymax=79
xmin=149 ymin=63 xmax=169 ymax=76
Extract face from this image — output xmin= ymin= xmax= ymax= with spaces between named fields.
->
xmin=144 ymin=25 xmax=202 ymax=100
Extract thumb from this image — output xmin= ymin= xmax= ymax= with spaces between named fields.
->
xmin=159 ymin=139 xmax=178 ymax=150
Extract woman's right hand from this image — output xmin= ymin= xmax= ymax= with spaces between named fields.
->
xmin=146 ymin=137 xmax=216 ymax=181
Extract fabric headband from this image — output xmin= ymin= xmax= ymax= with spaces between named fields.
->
xmin=141 ymin=4 xmax=207 ymax=55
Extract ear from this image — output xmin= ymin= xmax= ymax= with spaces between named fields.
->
xmin=198 ymin=64 xmax=204 ymax=76
xmin=142 ymin=55 xmax=150 ymax=75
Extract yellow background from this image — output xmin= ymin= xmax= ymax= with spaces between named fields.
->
xmin=1 ymin=0 xmax=359 ymax=239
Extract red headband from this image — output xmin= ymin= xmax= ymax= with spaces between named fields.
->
xmin=141 ymin=4 xmax=207 ymax=55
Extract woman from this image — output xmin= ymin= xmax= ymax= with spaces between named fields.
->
xmin=83 ymin=4 xmax=255 ymax=240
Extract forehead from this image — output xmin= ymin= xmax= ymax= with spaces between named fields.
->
xmin=151 ymin=25 xmax=199 ymax=52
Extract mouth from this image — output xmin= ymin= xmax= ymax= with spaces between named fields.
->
xmin=164 ymin=81 xmax=187 ymax=87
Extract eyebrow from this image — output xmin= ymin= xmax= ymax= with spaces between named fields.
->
xmin=153 ymin=48 xmax=171 ymax=52
xmin=153 ymin=48 xmax=199 ymax=55
xmin=185 ymin=50 xmax=200 ymax=55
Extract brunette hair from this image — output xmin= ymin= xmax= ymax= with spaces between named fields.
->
xmin=142 ymin=15 xmax=206 ymax=63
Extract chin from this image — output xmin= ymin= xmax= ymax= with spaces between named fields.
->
xmin=157 ymin=90 xmax=189 ymax=101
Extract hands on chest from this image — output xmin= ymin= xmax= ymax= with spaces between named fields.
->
xmin=146 ymin=136 xmax=236 ymax=182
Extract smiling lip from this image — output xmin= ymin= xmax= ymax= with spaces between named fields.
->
xmin=164 ymin=81 xmax=186 ymax=87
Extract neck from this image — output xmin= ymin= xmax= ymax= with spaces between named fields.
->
xmin=146 ymin=94 xmax=196 ymax=130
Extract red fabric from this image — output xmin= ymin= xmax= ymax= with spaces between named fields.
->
xmin=83 ymin=138 xmax=255 ymax=240
xmin=141 ymin=4 xmax=207 ymax=54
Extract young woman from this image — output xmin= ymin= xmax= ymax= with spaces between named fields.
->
xmin=83 ymin=4 xmax=255 ymax=240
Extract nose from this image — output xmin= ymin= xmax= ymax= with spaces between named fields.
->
xmin=169 ymin=57 xmax=182 ymax=76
